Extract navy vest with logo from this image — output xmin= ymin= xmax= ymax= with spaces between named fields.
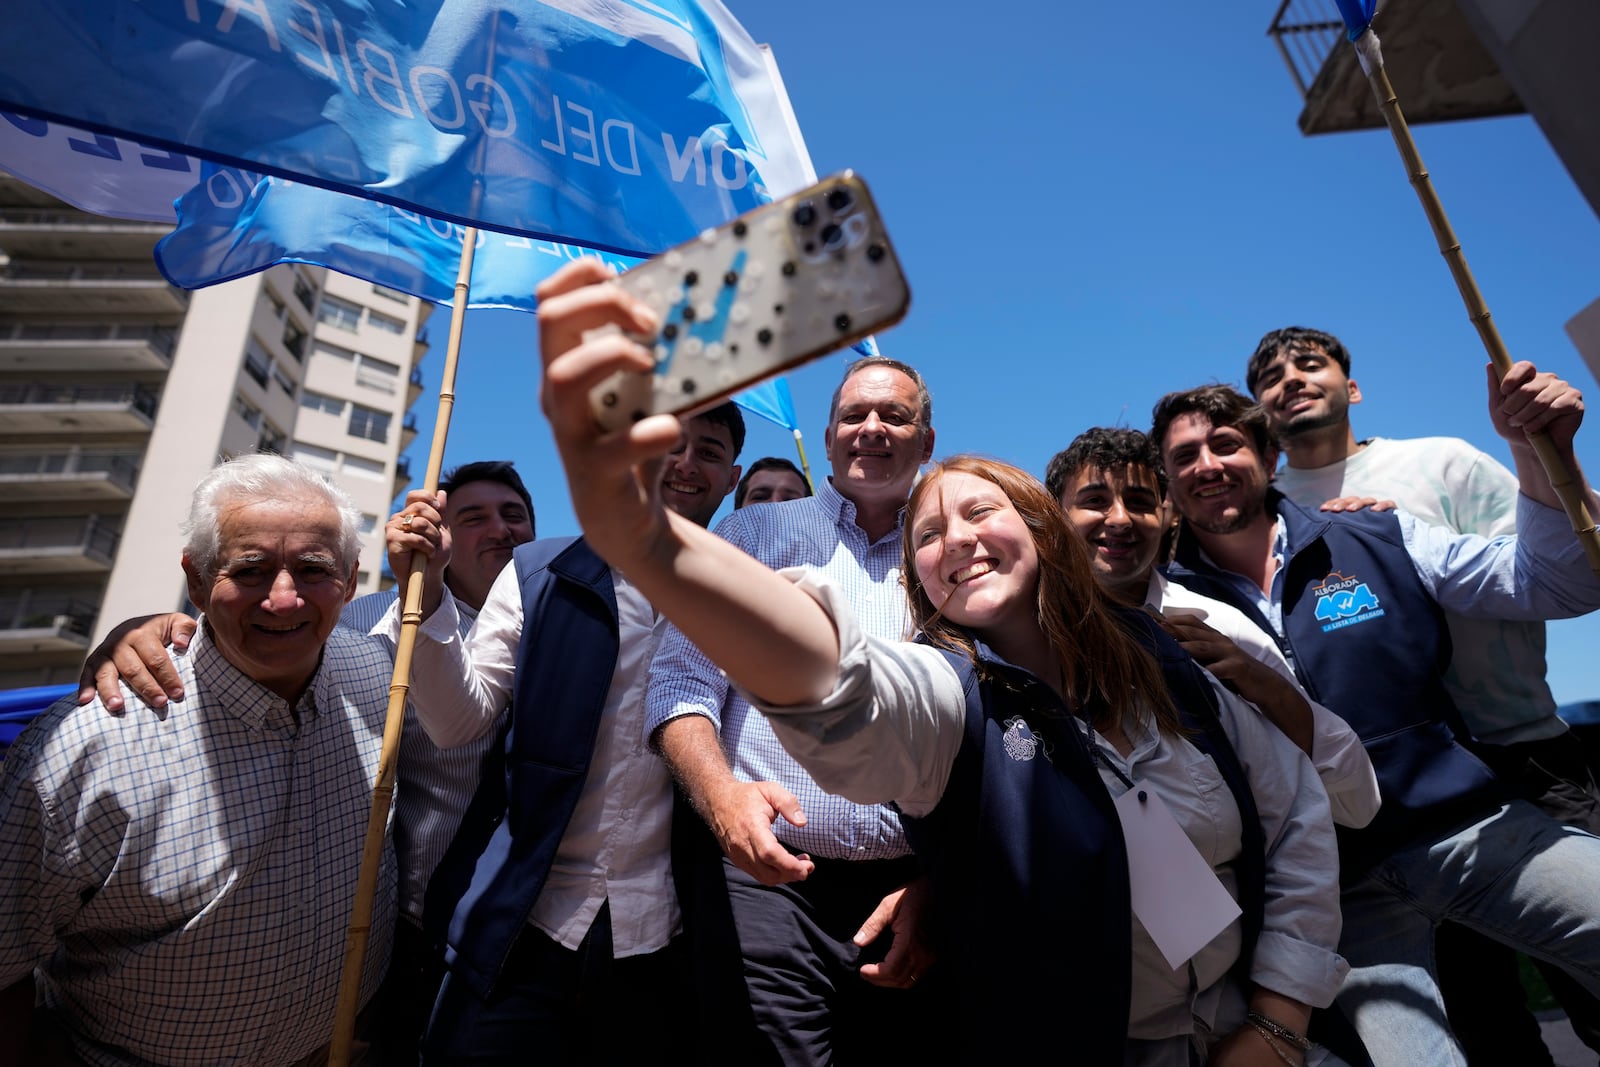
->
xmin=1166 ymin=491 xmax=1501 ymax=876
xmin=900 ymin=611 xmax=1263 ymax=1061
xmin=423 ymin=536 xmax=620 ymax=997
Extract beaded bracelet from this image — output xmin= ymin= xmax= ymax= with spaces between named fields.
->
xmin=1246 ymin=1010 xmax=1314 ymax=1052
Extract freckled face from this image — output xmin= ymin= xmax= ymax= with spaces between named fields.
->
xmin=185 ymin=498 xmax=357 ymax=700
xmin=911 ymin=472 xmax=1040 ymax=644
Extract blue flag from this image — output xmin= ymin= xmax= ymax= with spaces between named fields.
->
xmin=0 ymin=0 xmax=810 ymax=257
xmin=733 ymin=377 xmax=800 ymax=434
xmin=1334 ymin=0 xmax=1378 ymax=40
xmin=156 ymin=164 xmax=643 ymax=308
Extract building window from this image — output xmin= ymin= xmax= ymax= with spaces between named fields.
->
xmin=266 ymin=289 xmax=286 ymax=318
xmin=348 ymin=404 xmax=391 ymax=443
xmin=272 ymin=364 xmax=296 ymax=396
xmin=342 ymin=453 xmax=386 ymax=481
xmin=243 ymin=343 xmax=271 ymax=389
xmin=372 ymin=284 xmax=410 ymax=303
xmin=359 ymin=512 xmax=380 ymax=534
xmin=293 ymin=273 xmax=316 ymax=312
xmin=314 ymin=341 xmax=357 ymax=364
xmin=367 ymin=309 xmax=406 ymax=334
xmin=257 ymin=422 xmax=287 ymax=454
xmin=283 ymin=320 xmax=307 ymax=362
xmin=233 ymin=394 xmax=262 ymax=429
xmin=318 ymin=295 xmax=362 ymax=332
xmin=355 ymin=353 xmax=401 ymax=393
xmin=299 ymin=390 xmax=345 ymax=417
xmin=292 ymin=443 xmax=338 ymax=474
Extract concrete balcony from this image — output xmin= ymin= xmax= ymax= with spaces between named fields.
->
xmin=0 ymin=262 xmax=191 ymax=315
xmin=407 ymin=366 xmax=425 ymax=407
xmin=0 ymin=322 xmax=177 ymax=372
xmin=0 ymin=516 xmax=120 ymax=575
xmin=0 ymin=449 xmax=142 ymax=501
xmin=0 ymin=590 xmax=98 ymax=655
xmin=400 ymin=413 xmax=419 ymax=451
xmin=0 ymin=207 xmax=169 ymax=259
xmin=0 ymin=382 xmax=159 ymax=435
xmin=1267 ymin=0 xmax=1522 ymax=135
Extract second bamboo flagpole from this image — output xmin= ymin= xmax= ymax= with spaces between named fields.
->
xmin=328 ymin=226 xmax=479 ymax=1066
xmin=1345 ymin=24 xmax=1600 ymax=577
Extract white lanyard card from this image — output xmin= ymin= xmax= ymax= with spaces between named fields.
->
xmin=1113 ymin=782 xmax=1241 ymax=970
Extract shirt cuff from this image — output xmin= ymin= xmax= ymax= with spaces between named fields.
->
xmin=1249 ymin=930 xmax=1350 ymax=1009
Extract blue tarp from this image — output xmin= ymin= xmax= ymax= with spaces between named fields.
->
xmin=0 ymin=683 xmax=74 ymax=749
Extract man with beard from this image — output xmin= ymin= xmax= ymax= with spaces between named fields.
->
xmin=1045 ymin=426 xmax=1378 ymax=829
xmin=1247 ymin=326 xmax=1600 ymax=1064
xmin=1148 ymin=368 xmax=1600 ymax=1066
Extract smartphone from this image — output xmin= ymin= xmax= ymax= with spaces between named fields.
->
xmin=588 ymin=171 xmax=910 ymax=432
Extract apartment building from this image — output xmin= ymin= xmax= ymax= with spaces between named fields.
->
xmin=0 ymin=176 xmax=430 ymax=689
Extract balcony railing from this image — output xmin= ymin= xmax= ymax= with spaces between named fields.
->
xmin=0 ymin=591 xmax=98 ymax=638
xmin=2 ymin=322 xmax=180 ymax=358
xmin=0 ymin=516 xmax=120 ymax=560
xmin=0 ymin=382 xmax=160 ymax=419
xmin=0 ymin=262 xmax=167 ymax=282
xmin=0 ymin=450 xmax=142 ymax=491
xmin=1267 ymin=0 xmax=1347 ymax=99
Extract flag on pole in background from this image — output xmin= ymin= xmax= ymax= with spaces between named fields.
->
xmin=0 ymin=0 xmax=809 ymax=257
xmin=1333 ymin=0 xmax=1378 ymax=38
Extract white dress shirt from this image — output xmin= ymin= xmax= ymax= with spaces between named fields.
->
xmin=381 ymin=561 xmax=678 ymax=956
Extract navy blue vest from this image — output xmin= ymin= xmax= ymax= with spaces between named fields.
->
xmin=1166 ymin=492 xmax=1501 ymax=875
xmin=423 ymin=537 xmax=620 ymax=997
xmin=900 ymin=612 xmax=1263 ymax=1061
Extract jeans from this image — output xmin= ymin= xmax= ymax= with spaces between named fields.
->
xmin=1337 ymin=800 xmax=1600 ymax=1067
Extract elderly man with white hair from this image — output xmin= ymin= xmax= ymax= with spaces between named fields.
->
xmin=0 ymin=453 xmax=395 ymax=1066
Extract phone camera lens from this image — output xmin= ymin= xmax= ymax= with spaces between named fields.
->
xmin=826 ymin=187 xmax=853 ymax=212
xmin=792 ymin=202 xmax=817 ymax=227
xmin=867 ymin=243 xmax=886 ymax=262
xmin=820 ymin=223 xmax=843 ymax=248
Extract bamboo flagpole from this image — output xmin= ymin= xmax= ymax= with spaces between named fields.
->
xmin=793 ymin=429 xmax=816 ymax=492
xmin=328 ymin=228 xmax=479 ymax=1066
xmin=1333 ymin=3 xmax=1600 ymax=575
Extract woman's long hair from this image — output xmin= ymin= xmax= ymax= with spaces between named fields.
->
xmin=902 ymin=455 xmax=1180 ymax=736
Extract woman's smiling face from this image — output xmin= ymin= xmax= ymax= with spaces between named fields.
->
xmin=910 ymin=471 xmax=1041 ymax=642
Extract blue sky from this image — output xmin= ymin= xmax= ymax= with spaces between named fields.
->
xmin=410 ymin=1 xmax=1600 ymax=703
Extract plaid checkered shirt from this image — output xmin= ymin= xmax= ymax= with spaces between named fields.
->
xmin=0 ymin=622 xmax=396 ymax=1066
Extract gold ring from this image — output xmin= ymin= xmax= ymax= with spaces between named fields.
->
xmin=401 ymin=515 xmax=413 ymax=529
